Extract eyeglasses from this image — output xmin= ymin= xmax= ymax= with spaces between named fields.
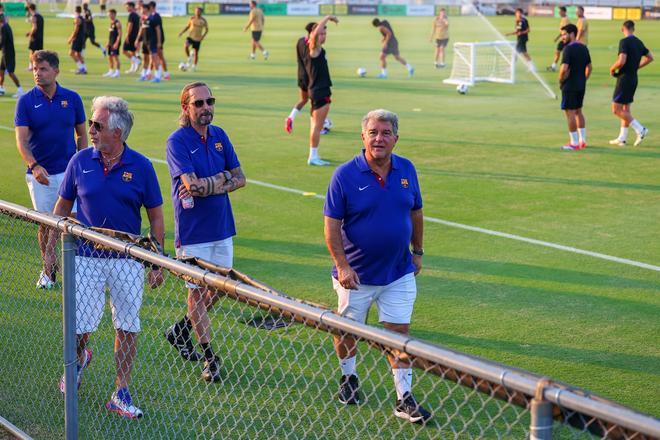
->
xmin=190 ymin=97 xmax=216 ymax=108
xmin=88 ymin=119 xmax=105 ymax=131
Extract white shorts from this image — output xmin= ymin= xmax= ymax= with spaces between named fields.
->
xmin=75 ymin=257 xmax=144 ymax=334
xmin=176 ymin=237 xmax=233 ymax=289
xmin=333 ymin=272 xmax=417 ymax=325
xmin=25 ymin=172 xmax=76 ymax=213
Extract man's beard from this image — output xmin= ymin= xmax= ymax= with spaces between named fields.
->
xmin=196 ymin=111 xmax=213 ymax=126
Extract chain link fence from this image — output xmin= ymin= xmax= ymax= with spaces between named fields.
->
xmin=0 ymin=200 xmax=658 ymax=440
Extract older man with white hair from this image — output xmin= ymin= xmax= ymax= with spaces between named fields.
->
xmin=53 ymin=96 xmax=165 ymax=420
xmin=323 ymin=109 xmax=430 ymax=424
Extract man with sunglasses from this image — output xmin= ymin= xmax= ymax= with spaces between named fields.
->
xmin=53 ymin=96 xmax=165 ymax=419
xmin=15 ymin=49 xmax=87 ymax=289
xmin=164 ymin=82 xmax=246 ymax=382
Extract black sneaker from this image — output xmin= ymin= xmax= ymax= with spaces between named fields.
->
xmin=164 ymin=325 xmax=203 ymax=361
xmin=338 ymin=374 xmax=360 ymax=405
xmin=202 ymin=357 xmax=221 ymax=383
xmin=394 ymin=392 xmax=431 ymax=424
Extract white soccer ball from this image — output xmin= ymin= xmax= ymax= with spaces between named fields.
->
xmin=456 ymin=84 xmax=469 ymax=95
xmin=323 ymin=118 xmax=333 ymax=130
xmin=356 ymin=67 xmax=367 ymax=78
xmin=178 ymin=62 xmax=188 ymax=72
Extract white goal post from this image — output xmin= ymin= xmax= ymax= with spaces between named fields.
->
xmin=444 ymin=41 xmax=516 ymax=87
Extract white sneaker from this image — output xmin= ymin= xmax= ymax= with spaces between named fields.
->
xmin=0 ymin=87 xmax=5 ymax=96
xmin=608 ymin=138 xmax=626 ymax=146
xmin=634 ymin=127 xmax=648 ymax=147
xmin=249 ymin=53 xmax=255 ymax=60
xmin=36 ymin=271 xmax=54 ymax=289
xmin=307 ymin=158 xmax=331 ymax=166
xmin=111 ymin=71 xmax=120 ymax=78
xmin=106 ymin=389 xmax=143 ymax=419
xmin=263 ymin=50 xmax=269 ymax=60
xmin=102 ymin=70 xmax=113 ymax=77
xmin=12 ymin=91 xmax=25 ymax=98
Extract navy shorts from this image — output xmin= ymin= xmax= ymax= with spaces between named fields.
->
xmin=561 ymin=89 xmax=585 ymax=110
xmin=612 ymin=75 xmax=637 ymax=105
xmin=516 ymin=38 xmax=528 ymax=54
xmin=252 ymin=31 xmax=262 ymax=42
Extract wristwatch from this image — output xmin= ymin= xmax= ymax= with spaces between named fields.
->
xmin=412 ymin=248 xmax=424 ymax=257
xmin=28 ymin=162 xmax=39 ymax=171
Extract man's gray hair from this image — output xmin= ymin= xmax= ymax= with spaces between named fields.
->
xmin=361 ymin=109 xmax=398 ymax=135
xmin=91 ymin=96 xmax=134 ymax=142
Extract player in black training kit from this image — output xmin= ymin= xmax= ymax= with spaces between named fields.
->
xmin=558 ymin=24 xmax=591 ymax=151
xmin=68 ymin=6 xmax=87 ymax=74
xmin=26 ymin=3 xmax=44 ymax=71
xmin=123 ymin=2 xmax=142 ymax=73
xmin=608 ymin=20 xmax=654 ymax=147
xmin=372 ymin=18 xmax=414 ymax=78
xmin=82 ymin=3 xmax=106 ymax=56
xmin=102 ymin=9 xmax=122 ymax=78
xmin=507 ymin=8 xmax=535 ymax=71
xmin=0 ymin=14 xmax=24 ymax=97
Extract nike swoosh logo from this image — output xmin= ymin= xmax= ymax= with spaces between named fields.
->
xmin=358 ymin=186 xmax=369 ymax=191
xmin=34 ymin=104 xmax=43 ymax=108
xmin=190 ymin=148 xmax=199 ymax=154
xmin=82 ymin=169 xmax=94 ymax=174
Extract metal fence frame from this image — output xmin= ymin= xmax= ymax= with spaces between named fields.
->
xmin=1 ymin=199 xmax=659 ymax=440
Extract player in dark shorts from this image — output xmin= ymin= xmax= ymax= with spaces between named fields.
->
xmin=68 ymin=6 xmax=87 ymax=74
xmin=123 ymin=2 xmax=142 ymax=73
xmin=177 ymin=7 xmax=208 ymax=71
xmin=26 ymin=4 xmax=44 ymax=71
xmin=0 ymin=14 xmax=25 ymax=97
xmin=103 ymin=9 xmax=122 ymax=78
xmin=547 ymin=6 xmax=569 ymax=72
xmin=136 ymin=1 xmax=151 ymax=79
xmin=149 ymin=1 xmax=169 ymax=81
xmin=82 ymin=3 xmax=106 ymax=56
xmin=286 ymin=22 xmax=330 ymax=135
xmin=506 ymin=8 xmax=535 ymax=72
xmin=608 ymin=20 xmax=654 ymax=147
xmin=304 ymin=15 xmax=338 ymax=166
xmin=558 ymin=24 xmax=591 ymax=151
xmin=372 ymin=18 xmax=414 ymax=78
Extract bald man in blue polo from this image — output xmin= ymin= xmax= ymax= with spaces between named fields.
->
xmin=324 ymin=109 xmax=431 ymax=424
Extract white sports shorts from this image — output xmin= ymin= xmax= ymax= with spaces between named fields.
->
xmin=333 ymin=272 xmax=417 ymax=325
xmin=176 ymin=237 xmax=233 ymax=289
xmin=26 ymin=172 xmax=76 ymax=213
xmin=75 ymin=257 xmax=144 ymax=334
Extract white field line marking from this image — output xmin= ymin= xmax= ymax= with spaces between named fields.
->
xmin=150 ymin=156 xmax=659 ymax=272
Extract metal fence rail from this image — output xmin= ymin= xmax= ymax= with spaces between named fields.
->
xmin=0 ymin=199 xmax=658 ymax=440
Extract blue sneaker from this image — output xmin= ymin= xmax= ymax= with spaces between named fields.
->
xmin=59 ymin=348 xmax=92 ymax=393
xmin=138 ymin=75 xmax=147 ymax=81
xmin=150 ymin=77 xmax=161 ymax=83
xmin=377 ymin=73 xmax=387 ymax=79
xmin=408 ymin=67 xmax=415 ymax=78
xmin=106 ymin=388 xmax=143 ymax=419
xmin=307 ymin=158 xmax=331 ymax=166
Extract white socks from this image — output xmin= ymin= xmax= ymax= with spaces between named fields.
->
xmin=569 ymin=131 xmax=579 ymax=145
xmin=288 ymin=108 xmax=299 ymax=120
xmin=551 ymin=62 xmax=557 ymax=69
xmin=309 ymin=147 xmax=319 ymax=161
xmin=630 ymin=119 xmax=643 ymax=134
xmin=381 ymin=68 xmax=387 ymax=76
xmin=619 ymin=126 xmax=629 ymax=141
xmin=339 ymin=356 xmax=356 ymax=377
xmin=392 ymin=368 xmax=412 ymax=400
xmin=405 ymin=63 xmax=412 ymax=72
xmin=578 ymin=127 xmax=586 ymax=144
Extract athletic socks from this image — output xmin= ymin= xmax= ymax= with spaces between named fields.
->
xmin=309 ymin=147 xmax=319 ymax=161
xmin=569 ymin=131 xmax=579 ymax=146
xmin=630 ymin=119 xmax=644 ymax=134
xmin=405 ymin=63 xmax=413 ymax=72
xmin=619 ymin=126 xmax=629 ymax=141
xmin=288 ymin=108 xmax=299 ymax=121
xmin=339 ymin=356 xmax=356 ymax=377
xmin=392 ymin=368 xmax=413 ymax=400
xmin=578 ymin=128 xmax=587 ymax=144
xmin=381 ymin=68 xmax=388 ymax=76
xmin=200 ymin=342 xmax=215 ymax=363
xmin=551 ymin=62 xmax=557 ymax=70
xmin=173 ymin=315 xmax=192 ymax=340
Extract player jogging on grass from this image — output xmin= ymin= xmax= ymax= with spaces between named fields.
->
xmin=547 ymin=6 xmax=569 ymax=72
xmin=608 ymin=20 xmax=653 ymax=147
xmin=506 ymin=8 xmax=535 ymax=72
xmin=122 ymin=2 xmax=141 ymax=73
xmin=558 ymin=24 xmax=591 ymax=151
xmin=178 ymin=7 xmax=208 ymax=72
xmin=304 ymin=15 xmax=338 ymax=166
xmin=25 ymin=3 xmax=44 ymax=71
xmin=68 ymin=6 xmax=87 ymax=74
xmin=102 ymin=9 xmax=121 ymax=78
xmin=372 ymin=18 xmax=414 ymax=78
xmin=0 ymin=13 xmax=24 ymax=97
xmin=244 ymin=1 xmax=268 ymax=60
xmin=83 ymin=3 xmax=107 ymax=56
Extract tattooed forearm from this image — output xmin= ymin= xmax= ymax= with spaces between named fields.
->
xmin=221 ymin=167 xmax=246 ymax=194
xmin=181 ymin=172 xmax=229 ymax=197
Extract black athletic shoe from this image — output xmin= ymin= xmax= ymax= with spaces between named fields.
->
xmin=338 ymin=374 xmax=360 ymax=405
xmin=394 ymin=392 xmax=432 ymax=424
xmin=202 ymin=357 xmax=221 ymax=383
xmin=164 ymin=325 xmax=203 ymax=361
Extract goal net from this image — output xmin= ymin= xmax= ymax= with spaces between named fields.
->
xmin=444 ymin=41 xmax=516 ymax=87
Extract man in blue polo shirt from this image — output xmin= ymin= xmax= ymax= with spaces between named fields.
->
xmin=15 ymin=50 xmax=87 ymax=289
xmin=324 ymin=109 xmax=431 ymax=424
xmin=53 ymin=96 xmax=164 ymax=420
xmin=165 ymin=82 xmax=246 ymax=382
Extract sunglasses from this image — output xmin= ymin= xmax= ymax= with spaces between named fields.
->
xmin=190 ymin=97 xmax=216 ymax=108
xmin=88 ymin=119 xmax=105 ymax=131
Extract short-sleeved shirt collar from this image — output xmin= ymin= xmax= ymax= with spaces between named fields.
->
xmin=355 ymin=148 xmax=399 ymax=173
xmin=91 ymin=143 xmax=136 ymax=165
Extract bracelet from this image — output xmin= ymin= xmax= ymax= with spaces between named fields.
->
xmin=28 ymin=162 xmax=39 ymax=171
xmin=412 ymin=248 xmax=424 ymax=257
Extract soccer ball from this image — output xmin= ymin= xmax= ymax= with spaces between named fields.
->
xmin=456 ymin=84 xmax=469 ymax=95
xmin=323 ymin=119 xmax=333 ymax=130
xmin=356 ymin=67 xmax=367 ymax=78
xmin=178 ymin=62 xmax=188 ymax=72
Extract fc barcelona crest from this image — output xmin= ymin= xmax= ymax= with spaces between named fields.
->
xmin=61 ymin=100 xmax=69 ymax=108
xmin=214 ymin=142 xmax=223 ymax=152
xmin=401 ymin=178 xmax=409 ymax=188
xmin=122 ymin=171 xmax=133 ymax=182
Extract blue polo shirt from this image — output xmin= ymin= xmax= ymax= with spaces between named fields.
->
xmin=324 ymin=150 xmax=423 ymax=286
xmin=59 ymin=145 xmax=163 ymax=257
xmin=14 ymin=84 xmax=86 ymax=175
xmin=166 ymin=125 xmax=241 ymax=247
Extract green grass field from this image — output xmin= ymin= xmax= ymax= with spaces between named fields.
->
xmin=0 ymin=10 xmax=658 ymax=436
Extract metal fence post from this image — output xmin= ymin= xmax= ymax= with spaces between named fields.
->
xmin=62 ymin=232 xmax=78 ymax=440
xmin=530 ymin=380 xmax=553 ymax=440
